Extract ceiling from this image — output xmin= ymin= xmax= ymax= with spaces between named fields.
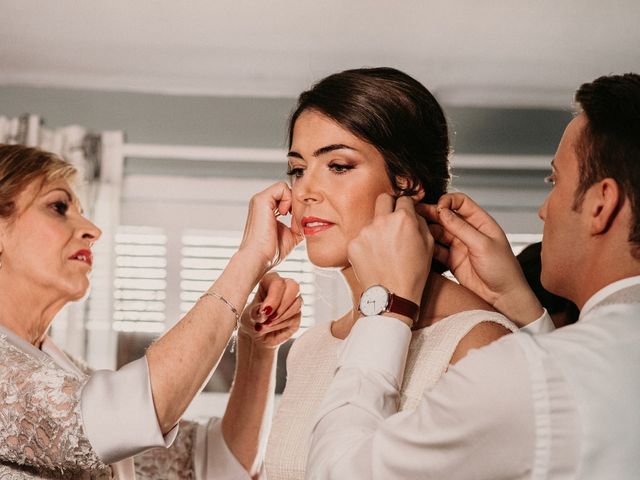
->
xmin=1 ymin=0 xmax=639 ymax=107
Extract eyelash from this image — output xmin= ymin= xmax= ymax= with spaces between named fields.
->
xmin=286 ymin=162 xmax=355 ymax=178
xmin=51 ymin=200 xmax=69 ymax=216
xmin=286 ymin=166 xmax=304 ymax=178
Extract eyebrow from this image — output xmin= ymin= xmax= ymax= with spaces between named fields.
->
xmin=44 ymin=187 xmax=73 ymax=202
xmin=45 ymin=187 xmax=84 ymax=213
xmin=287 ymin=143 xmax=358 ymax=160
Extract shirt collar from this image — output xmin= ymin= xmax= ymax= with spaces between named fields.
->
xmin=580 ymin=275 xmax=640 ymax=319
xmin=0 ymin=323 xmax=83 ymax=378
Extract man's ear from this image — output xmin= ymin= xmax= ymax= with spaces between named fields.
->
xmin=586 ymin=178 xmax=622 ymax=235
xmin=395 ymin=177 xmax=425 ymax=203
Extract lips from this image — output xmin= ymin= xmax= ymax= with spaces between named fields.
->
xmin=70 ymin=249 xmax=93 ymax=267
xmin=301 ymin=216 xmax=335 ymax=236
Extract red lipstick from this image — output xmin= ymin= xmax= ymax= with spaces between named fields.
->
xmin=301 ymin=216 xmax=335 ymax=236
xmin=70 ymin=249 xmax=93 ymax=267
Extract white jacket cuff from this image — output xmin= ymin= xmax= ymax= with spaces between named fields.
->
xmin=81 ymin=357 xmax=178 ymax=464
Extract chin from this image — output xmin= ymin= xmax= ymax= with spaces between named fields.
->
xmin=66 ymin=279 xmax=91 ymax=302
xmin=306 ymin=246 xmax=348 ymax=269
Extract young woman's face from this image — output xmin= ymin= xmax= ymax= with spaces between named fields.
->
xmin=288 ymin=110 xmax=395 ymax=268
xmin=0 ymin=177 xmax=101 ymax=302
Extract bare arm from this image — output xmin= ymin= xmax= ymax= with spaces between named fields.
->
xmin=222 ymin=274 xmax=301 ymax=475
xmin=449 ymin=321 xmax=512 ymax=365
xmin=146 ymin=182 xmax=303 ymax=434
xmin=146 ymin=250 xmax=264 ymax=434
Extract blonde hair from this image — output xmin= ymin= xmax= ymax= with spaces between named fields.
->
xmin=0 ymin=144 xmax=77 ymax=220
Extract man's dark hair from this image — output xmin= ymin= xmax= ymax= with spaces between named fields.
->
xmin=573 ymin=73 xmax=640 ymax=251
xmin=288 ymin=67 xmax=451 ymax=204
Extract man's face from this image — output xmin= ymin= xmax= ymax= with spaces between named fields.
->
xmin=538 ymin=115 xmax=588 ymax=302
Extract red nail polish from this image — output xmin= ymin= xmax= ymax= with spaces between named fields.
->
xmin=262 ymin=306 xmax=273 ymax=316
xmin=254 ymin=323 xmax=263 ymax=332
xmin=268 ymin=312 xmax=278 ymax=321
xmin=264 ymin=318 xmax=273 ymax=325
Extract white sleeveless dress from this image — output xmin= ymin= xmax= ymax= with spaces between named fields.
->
xmin=265 ymin=310 xmax=517 ymax=479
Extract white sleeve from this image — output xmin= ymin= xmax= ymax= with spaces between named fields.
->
xmin=81 ymin=357 xmax=178 ymax=464
xmin=192 ymin=417 xmax=255 ymax=480
xmin=308 ymin=316 xmax=536 ymax=480
xmin=521 ymin=308 xmax=555 ymax=335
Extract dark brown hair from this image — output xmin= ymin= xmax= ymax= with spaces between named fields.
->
xmin=288 ymin=67 xmax=451 ymax=203
xmin=573 ymin=73 xmax=640 ymax=249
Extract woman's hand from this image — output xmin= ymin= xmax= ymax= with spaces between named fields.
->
xmin=418 ymin=192 xmax=543 ymax=326
xmin=348 ymin=194 xmax=433 ymax=325
xmin=239 ymin=272 xmax=303 ymax=350
xmin=239 ymin=182 xmax=304 ymax=275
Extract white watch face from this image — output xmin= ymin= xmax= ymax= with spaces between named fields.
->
xmin=359 ymin=285 xmax=390 ymax=316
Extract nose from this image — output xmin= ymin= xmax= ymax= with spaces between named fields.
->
xmin=538 ymin=195 xmax=549 ymax=221
xmin=293 ymin=172 xmax=324 ymax=205
xmin=77 ymin=215 xmax=102 ymax=244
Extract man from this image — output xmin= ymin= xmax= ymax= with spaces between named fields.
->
xmin=307 ymin=73 xmax=640 ymax=479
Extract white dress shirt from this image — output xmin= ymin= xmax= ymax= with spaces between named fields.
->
xmin=308 ymin=276 xmax=640 ymax=479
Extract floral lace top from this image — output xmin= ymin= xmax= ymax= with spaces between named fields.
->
xmin=0 ymin=332 xmax=200 ymax=479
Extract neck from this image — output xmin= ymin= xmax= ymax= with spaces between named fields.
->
xmin=332 ymin=266 xmax=494 ymax=340
xmin=0 ymin=279 xmax=65 ymax=347
xmin=567 ymin=238 xmax=640 ymax=309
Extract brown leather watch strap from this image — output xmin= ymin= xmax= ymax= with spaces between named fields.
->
xmin=387 ymin=294 xmax=420 ymax=324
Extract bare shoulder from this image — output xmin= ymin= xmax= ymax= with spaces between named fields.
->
xmin=450 ymin=321 xmax=513 ymax=365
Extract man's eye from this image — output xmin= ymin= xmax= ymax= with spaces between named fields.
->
xmin=544 ymin=175 xmax=556 ymax=187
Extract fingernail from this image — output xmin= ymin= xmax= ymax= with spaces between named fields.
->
xmin=262 ymin=306 xmax=273 ymax=316
xmin=267 ymin=312 xmax=278 ymax=321
xmin=264 ymin=318 xmax=273 ymax=325
xmin=254 ymin=323 xmax=263 ymax=332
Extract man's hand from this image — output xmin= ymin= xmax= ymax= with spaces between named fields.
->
xmin=418 ymin=192 xmax=543 ymax=326
xmin=239 ymin=272 xmax=302 ymax=350
xmin=348 ymin=195 xmax=433 ymax=326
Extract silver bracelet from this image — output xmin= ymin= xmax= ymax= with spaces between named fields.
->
xmin=199 ymin=291 xmax=241 ymax=352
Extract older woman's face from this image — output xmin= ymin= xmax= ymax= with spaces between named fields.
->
xmin=0 ymin=177 xmax=101 ymax=302
xmin=288 ymin=110 xmax=394 ymax=268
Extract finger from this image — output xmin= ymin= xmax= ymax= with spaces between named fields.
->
xmin=374 ymin=193 xmax=395 ymax=217
xmin=436 ymin=192 xmax=477 ymax=212
xmin=290 ymin=213 xmax=304 ymax=241
xmin=267 ymin=295 xmax=304 ymax=328
xmin=415 ymin=203 xmax=440 ymax=223
xmin=265 ymin=280 xmax=300 ymax=327
xmin=274 ymin=183 xmax=293 ymax=216
xmin=277 ymin=221 xmax=304 ymax=252
xmin=437 ymin=193 xmax=500 ymax=236
xmin=394 ymin=196 xmax=418 ymax=218
xmin=433 ymin=242 xmax=451 ymax=266
xmin=259 ymin=182 xmax=293 ymax=215
xmin=428 ymin=223 xmax=455 ymax=246
xmin=258 ymin=311 xmax=300 ymax=337
xmin=262 ymin=314 xmax=301 ymax=341
xmin=435 ymin=207 xmax=491 ymax=252
xmin=242 ymin=303 xmax=262 ymax=326
xmin=258 ymin=277 xmax=286 ymax=321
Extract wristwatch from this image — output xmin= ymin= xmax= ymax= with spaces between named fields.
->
xmin=358 ymin=285 xmax=420 ymax=324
